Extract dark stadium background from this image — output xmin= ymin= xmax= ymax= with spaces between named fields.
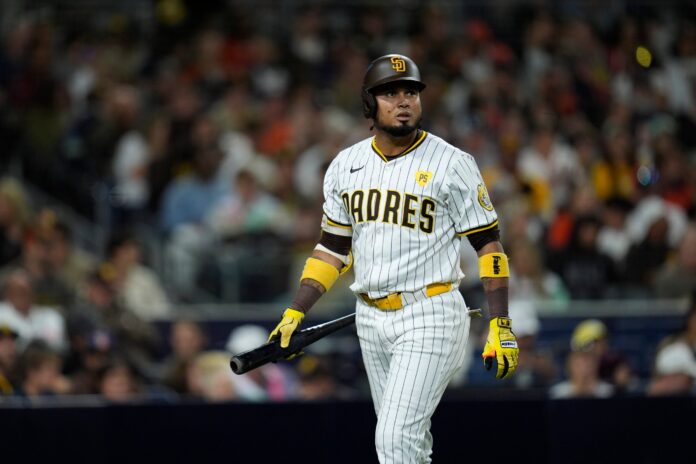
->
xmin=0 ymin=0 xmax=694 ymax=462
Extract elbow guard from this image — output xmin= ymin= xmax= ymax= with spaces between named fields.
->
xmin=317 ymin=230 xmax=353 ymax=275
xmin=319 ymin=230 xmax=351 ymax=256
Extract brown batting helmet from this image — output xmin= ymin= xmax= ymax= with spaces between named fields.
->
xmin=361 ymin=54 xmax=426 ymax=119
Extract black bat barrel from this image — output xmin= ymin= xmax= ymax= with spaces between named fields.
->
xmin=230 ymin=313 xmax=356 ymax=375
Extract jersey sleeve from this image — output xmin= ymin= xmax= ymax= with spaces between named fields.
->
xmin=321 ymin=157 xmax=353 ymax=237
xmin=445 ymin=153 xmax=499 ymax=236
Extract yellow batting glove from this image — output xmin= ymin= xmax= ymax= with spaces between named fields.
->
xmin=268 ymin=308 xmax=304 ymax=349
xmin=482 ymin=317 xmax=519 ymax=379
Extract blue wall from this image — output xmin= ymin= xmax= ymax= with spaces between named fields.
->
xmin=2 ymin=396 xmax=695 ymax=463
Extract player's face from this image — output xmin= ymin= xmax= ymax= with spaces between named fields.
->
xmin=373 ymin=84 xmax=422 ymax=137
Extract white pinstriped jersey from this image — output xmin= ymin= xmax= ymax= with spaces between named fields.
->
xmin=321 ymin=130 xmax=498 ymax=298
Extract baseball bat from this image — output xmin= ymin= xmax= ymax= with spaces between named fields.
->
xmin=230 ymin=312 xmax=356 ymax=375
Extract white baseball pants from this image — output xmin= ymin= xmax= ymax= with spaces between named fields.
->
xmin=356 ymin=289 xmax=471 ymax=464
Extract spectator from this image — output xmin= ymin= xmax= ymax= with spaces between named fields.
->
xmin=295 ymin=354 xmax=343 ymax=401
xmin=548 ymin=215 xmax=616 ymax=299
xmin=625 ymin=195 xmax=688 ymax=251
xmin=652 ymin=134 xmax=692 ymax=212
xmin=549 ymin=349 xmax=614 ymax=399
xmin=2 ymin=217 xmax=74 ymax=309
xmin=186 ymin=351 xmax=238 ymax=402
xmin=647 ymin=341 xmax=696 ymax=396
xmin=0 ymin=315 xmax=20 ymax=395
xmin=103 ymin=232 xmax=171 ymax=320
xmin=570 ymin=319 xmax=636 ymax=395
xmin=159 ymin=144 xmax=227 ymax=234
xmin=0 ymin=269 xmax=67 ymax=353
xmin=206 ymin=168 xmax=294 ymax=240
xmin=648 ymin=300 xmax=696 ymax=396
xmin=14 ymin=342 xmax=70 ymax=397
xmin=0 ymin=178 xmax=30 ymax=268
xmin=545 ymin=185 xmax=603 ymax=255
xmin=591 ymin=127 xmax=637 ymax=201
xmin=507 ymin=238 xmax=569 ymax=303
xmin=596 ymin=197 xmax=633 ymax=265
xmin=147 ymin=88 xmax=203 ymax=212
xmin=36 ymin=211 xmax=97 ymax=298
xmin=517 ymin=118 xmax=584 ymax=219
xmin=160 ymin=320 xmax=208 ymax=394
xmin=293 ymin=108 xmax=354 ymax=202
xmin=160 ymin=146 xmax=228 ymax=299
xmin=68 ymin=328 xmax=117 ymax=395
xmin=108 ymin=85 xmax=150 ymax=228
xmin=68 ymin=270 xmax=162 ymax=383
xmin=622 ymin=215 xmax=672 ymax=290
xmin=97 ymin=358 xmax=141 ymax=403
xmin=653 ymin=223 xmax=696 ymax=298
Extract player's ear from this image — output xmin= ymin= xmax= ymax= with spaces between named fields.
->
xmin=362 ymin=88 xmax=376 ymax=119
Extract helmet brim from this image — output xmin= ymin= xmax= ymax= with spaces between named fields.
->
xmin=366 ymin=77 xmax=426 ymax=93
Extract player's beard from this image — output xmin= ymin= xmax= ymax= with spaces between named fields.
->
xmin=374 ymin=115 xmax=422 ymax=138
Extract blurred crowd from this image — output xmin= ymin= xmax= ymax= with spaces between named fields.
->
xmin=1 ymin=278 xmax=695 ymax=402
xmin=1 ymin=0 xmax=696 ymax=402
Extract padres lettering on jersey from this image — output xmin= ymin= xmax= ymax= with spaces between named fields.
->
xmin=341 ymin=189 xmax=436 ymax=233
xmin=322 ymin=131 xmax=497 ymax=298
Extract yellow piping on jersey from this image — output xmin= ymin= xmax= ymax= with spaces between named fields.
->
xmin=371 ymin=130 xmax=428 ymax=162
xmin=326 ymin=217 xmax=352 ymax=229
xmin=456 ymin=219 xmax=499 ymax=236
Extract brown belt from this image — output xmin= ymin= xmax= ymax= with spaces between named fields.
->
xmin=359 ymin=282 xmax=454 ymax=311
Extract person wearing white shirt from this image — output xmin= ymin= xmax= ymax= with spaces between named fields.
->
xmin=0 ymin=269 xmax=67 ymax=353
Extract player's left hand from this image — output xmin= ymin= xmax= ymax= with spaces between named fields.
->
xmin=482 ymin=317 xmax=519 ymax=379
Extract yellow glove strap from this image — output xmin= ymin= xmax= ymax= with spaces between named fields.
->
xmin=490 ymin=316 xmax=511 ymax=330
xmin=301 ymin=257 xmax=340 ymax=291
xmin=479 ymin=252 xmax=510 ymax=279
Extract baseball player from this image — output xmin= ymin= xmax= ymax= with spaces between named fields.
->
xmin=269 ymin=54 xmax=519 ymax=463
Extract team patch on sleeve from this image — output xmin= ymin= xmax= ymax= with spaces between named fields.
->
xmin=477 ymin=184 xmax=494 ymax=211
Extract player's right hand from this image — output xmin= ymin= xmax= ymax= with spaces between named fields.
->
xmin=268 ymin=308 xmax=304 ymax=348
xmin=482 ymin=317 xmax=519 ymax=379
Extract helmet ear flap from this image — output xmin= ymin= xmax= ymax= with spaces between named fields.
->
xmin=361 ymin=87 xmax=376 ymax=119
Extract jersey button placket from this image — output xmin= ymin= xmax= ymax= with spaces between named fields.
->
xmin=372 ymin=159 xmax=389 ymax=295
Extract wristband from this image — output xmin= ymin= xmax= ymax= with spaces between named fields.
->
xmin=479 ymin=252 xmax=510 ymax=279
